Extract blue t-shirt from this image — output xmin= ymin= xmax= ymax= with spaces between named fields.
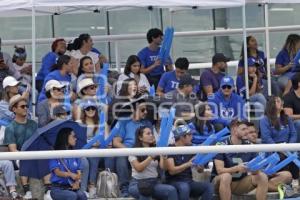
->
xmin=38 ymin=70 xmax=72 ymax=102
xmin=36 ymin=52 xmax=58 ymax=81
xmin=137 ymin=47 xmax=172 ymax=76
xmin=49 ymin=158 xmax=82 ymax=185
xmin=260 ymin=116 xmax=297 ymax=144
xmin=158 ymin=71 xmax=179 ymax=93
xmin=116 ymin=119 xmax=152 ymax=148
xmin=212 ymin=137 xmax=256 ymax=181
xmin=236 ymin=75 xmax=263 ymax=99
xmin=238 ymin=51 xmax=266 ymax=77
xmin=200 ymin=69 xmax=224 ymax=101
xmin=275 ymin=49 xmax=294 ymax=76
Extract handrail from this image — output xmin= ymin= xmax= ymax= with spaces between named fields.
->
xmin=1 ymin=143 xmax=300 ymax=160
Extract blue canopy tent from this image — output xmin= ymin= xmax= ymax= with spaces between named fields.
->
xmin=21 ymin=120 xmax=87 ymax=179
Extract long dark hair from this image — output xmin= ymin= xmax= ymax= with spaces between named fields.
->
xmin=134 ymin=126 xmax=155 ymax=162
xmin=78 ymin=56 xmax=93 ymax=77
xmin=119 ymin=78 xmax=137 ymax=97
xmin=80 ymin=106 xmax=99 ymax=135
xmin=54 ymin=128 xmax=74 ymax=150
xmin=282 ymin=34 xmax=300 ymax=58
xmin=67 ymin=34 xmax=91 ymax=51
xmin=51 ymin=55 xmax=71 ymax=71
xmin=124 ymin=55 xmax=141 ymax=76
xmin=240 ymin=36 xmax=258 ymax=60
xmin=195 ymin=103 xmax=213 ymax=134
xmin=265 ymin=96 xmax=288 ymax=130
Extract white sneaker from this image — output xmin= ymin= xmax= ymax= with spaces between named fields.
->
xmin=23 ymin=191 xmax=32 ymax=199
xmin=89 ymin=187 xmax=97 ymax=199
xmin=44 ymin=190 xmax=52 ymax=200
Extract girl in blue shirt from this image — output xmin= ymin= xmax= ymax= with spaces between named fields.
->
xmin=49 ymin=128 xmax=87 ymax=200
xmin=275 ymin=34 xmax=300 ymax=92
xmin=260 ymin=96 xmax=298 ymax=181
xmin=190 ymin=103 xmax=215 ymax=144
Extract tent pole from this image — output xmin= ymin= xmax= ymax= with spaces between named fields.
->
xmin=31 ymin=5 xmax=36 ymax=118
xmin=242 ymin=5 xmax=250 ymax=121
xmin=264 ymin=3 xmax=271 ymax=97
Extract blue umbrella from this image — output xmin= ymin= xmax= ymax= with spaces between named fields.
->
xmin=21 ymin=120 xmax=87 ymax=179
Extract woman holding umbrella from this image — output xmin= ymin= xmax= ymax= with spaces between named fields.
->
xmin=49 ymin=127 xmax=87 ymax=200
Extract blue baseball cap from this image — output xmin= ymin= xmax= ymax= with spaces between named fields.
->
xmin=81 ymin=98 xmax=98 ymax=110
xmin=220 ymin=76 xmax=234 ymax=88
xmin=173 ymin=125 xmax=192 ymax=139
xmin=247 ymin=57 xmax=258 ymax=67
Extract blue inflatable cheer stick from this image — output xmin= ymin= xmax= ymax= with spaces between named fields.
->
xmin=97 ymin=111 xmax=106 ymax=147
xmin=149 ymin=85 xmax=155 ymax=97
xmin=194 ymin=153 xmax=218 ymax=166
xmin=264 ymin=153 xmax=297 ymax=175
xmin=103 ymin=121 xmax=122 ymax=148
xmin=246 ymin=153 xmax=265 ymax=171
xmin=250 ymin=153 xmax=280 ymax=171
xmin=0 ymin=119 xmax=10 ymax=127
xmin=285 ymin=152 xmax=300 ymax=168
xmin=157 ymin=107 xmax=176 ymax=147
xmin=97 ymin=63 xmax=109 ymax=104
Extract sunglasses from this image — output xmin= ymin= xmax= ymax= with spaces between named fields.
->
xmin=85 ymin=106 xmax=96 ymax=111
xmin=53 ymin=87 xmax=64 ymax=92
xmin=87 ymin=85 xmax=97 ymax=90
xmin=18 ymin=104 xmax=28 ymax=109
xmin=221 ymin=85 xmax=232 ymax=90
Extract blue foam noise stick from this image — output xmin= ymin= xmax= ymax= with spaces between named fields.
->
xmin=0 ymin=119 xmax=10 ymax=127
xmin=149 ymin=85 xmax=155 ymax=97
xmin=98 ymin=111 xmax=106 ymax=147
xmin=103 ymin=121 xmax=121 ymax=148
xmin=246 ymin=153 xmax=265 ymax=171
xmin=97 ymin=63 xmax=109 ymax=104
xmin=286 ymin=152 xmax=300 ymax=168
xmin=63 ymin=86 xmax=71 ymax=112
xmin=264 ymin=153 xmax=297 ymax=175
xmin=249 ymin=153 xmax=280 ymax=171
xmin=157 ymin=107 xmax=176 ymax=147
xmin=194 ymin=153 xmax=218 ymax=166
xmin=159 ymin=27 xmax=174 ymax=65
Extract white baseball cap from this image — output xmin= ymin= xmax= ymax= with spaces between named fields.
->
xmin=3 ymin=76 xmax=20 ymax=89
xmin=77 ymin=78 xmax=96 ymax=95
xmin=45 ymin=80 xmax=65 ymax=92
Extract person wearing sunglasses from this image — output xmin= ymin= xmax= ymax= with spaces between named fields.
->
xmin=4 ymin=94 xmax=40 ymax=199
xmin=208 ymin=76 xmax=246 ymax=130
xmin=112 ymin=98 xmax=153 ymax=197
xmin=37 ymin=80 xmax=66 ymax=127
xmin=73 ymin=78 xmax=98 ymax=121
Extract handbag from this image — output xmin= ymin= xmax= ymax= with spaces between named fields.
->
xmin=137 ymin=178 xmax=156 ymax=197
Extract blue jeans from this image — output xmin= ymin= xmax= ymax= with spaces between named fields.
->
xmin=169 ymin=180 xmax=214 ymax=200
xmin=128 ymin=178 xmax=178 ymax=200
xmin=81 ymin=157 xmax=116 ymax=191
xmin=50 ymin=187 xmax=87 ymax=200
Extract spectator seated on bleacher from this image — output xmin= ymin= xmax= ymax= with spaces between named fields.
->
xmin=200 ymin=53 xmax=229 ymax=101
xmin=36 ymin=39 xmax=66 ymax=92
xmin=157 ymin=57 xmax=189 ymax=97
xmin=208 ymin=76 xmax=245 ymax=130
xmin=128 ymin=126 xmax=178 ymax=200
xmin=212 ymin=120 xmax=268 ymax=200
xmin=37 ymin=80 xmax=66 ymax=127
xmin=117 ymin=55 xmax=150 ymax=96
xmin=165 ymin=125 xmax=214 ymax=200
xmin=246 ymin=121 xmax=293 ymax=193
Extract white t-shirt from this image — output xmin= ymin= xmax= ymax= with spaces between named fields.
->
xmin=128 ymin=155 xmax=158 ymax=179
xmin=116 ymin=72 xmax=150 ymax=95
xmin=67 ymin=50 xmax=99 ymax=70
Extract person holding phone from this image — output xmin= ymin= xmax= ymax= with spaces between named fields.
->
xmin=212 ymin=120 xmax=268 ymax=200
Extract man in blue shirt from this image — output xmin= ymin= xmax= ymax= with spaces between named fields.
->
xmin=138 ymin=28 xmax=173 ymax=88
xmin=200 ymin=53 xmax=229 ymax=101
xmin=212 ymin=120 xmax=268 ymax=200
xmin=113 ymin=99 xmax=152 ymax=197
xmin=157 ymin=57 xmax=189 ymax=96
xmin=208 ymin=76 xmax=245 ymax=129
